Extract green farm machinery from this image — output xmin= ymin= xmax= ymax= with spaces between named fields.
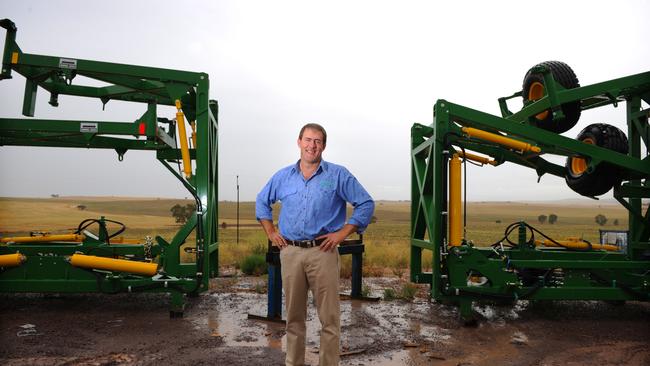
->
xmin=411 ymin=61 xmax=650 ymax=322
xmin=0 ymin=19 xmax=218 ymax=316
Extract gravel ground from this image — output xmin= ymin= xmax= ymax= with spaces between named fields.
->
xmin=1 ymin=277 xmax=649 ymax=365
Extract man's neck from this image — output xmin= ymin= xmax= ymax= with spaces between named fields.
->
xmin=300 ymin=159 xmax=321 ymax=180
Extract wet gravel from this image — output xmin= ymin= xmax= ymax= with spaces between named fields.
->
xmin=1 ymin=277 xmax=649 ymax=365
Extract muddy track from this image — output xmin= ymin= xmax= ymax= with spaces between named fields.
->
xmin=1 ymin=277 xmax=649 ymax=365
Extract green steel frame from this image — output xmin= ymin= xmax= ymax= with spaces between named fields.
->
xmin=411 ymin=65 xmax=650 ymax=321
xmin=0 ymin=19 xmax=218 ymax=315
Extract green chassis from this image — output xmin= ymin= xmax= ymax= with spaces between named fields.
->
xmin=0 ymin=19 xmax=218 ymax=315
xmin=410 ymin=66 xmax=650 ymax=321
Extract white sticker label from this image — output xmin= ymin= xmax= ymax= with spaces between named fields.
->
xmin=80 ymin=123 xmax=98 ymax=133
xmin=59 ymin=58 xmax=77 ymax=69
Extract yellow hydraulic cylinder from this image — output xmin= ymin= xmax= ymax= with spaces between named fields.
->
xmin=109 ymin=237 xmax=142 ymax=244
xmin=449 ymin=154 xmax=462 ymax=246
xmin=1 ymin=234 xmax=84 ymax=243
xmin=0 ymin=253 xmax=26 ymax=267
xmin=535 ymin=238 xmax=619 ymax=252
xmin=69 ymin=254 xmax=158 ymax=276
xmin=175 ymin=100 xmax=193 ymax=178
xmin=457 ymin=151 xmax=497 ymax=166
xmin=461 ymin=127 xmax=541 ymax=153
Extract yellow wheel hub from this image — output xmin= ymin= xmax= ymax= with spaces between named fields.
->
xmin=528 ymin=81 xmax=550 ymax=120
xmin=570 ymin=137 xmax=595 ymax=176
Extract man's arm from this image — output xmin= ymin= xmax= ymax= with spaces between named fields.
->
xmin=339 ymin=170 xmax=375 ymax=235
xmin=259 ymin=219 xmax=287 ymax=249
xmin=256 ymin=173 xmax=289 ymax=249
xmin=317 ymin=223 xmax=358 ymax=252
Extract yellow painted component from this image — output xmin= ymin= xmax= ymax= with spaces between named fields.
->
xmin=190 ymin=121 xmax=197 ymax=148
xmin=1 ymin=233 xmax=84 ymax=243
xmin=535 ymin=238 xmax=619 ymax=252
xmin=462 ymin=127 xmax=541 ymax=153
xmin=175 ymin=99 xmax=192 ymax=179
xmin=11 ymin=52 xmax=19 ymax=64
xmin=0 ymin=253 xmax=26 ymax=267
xmin=70 ymin=254 xmax=158 ymax=276
xmin=527 ymin=81 xmax=549 ymax=120
xmin=457 ymin=151 xmax=496 ymax=166
xmin=449 ymin=154 xmax=462 ymax=246
xmin=569 ymin=137 xmax=595 ymax=176
xmin=110 ymin=237 xmax=142 ymax=244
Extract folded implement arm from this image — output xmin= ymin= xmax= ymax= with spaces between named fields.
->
xmin=0 ymin=19 xmax=219 ymax=316
xmin=411 ymin=61 xmax=650 ymax=323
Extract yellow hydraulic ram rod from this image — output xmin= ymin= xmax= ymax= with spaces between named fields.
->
xmin=1 ymin=234 xmax=84 ymax=243
xmin=457 ymin=151 xmax=497 ymax=166
xmin=535 ymin=238 xmax=619 ymax=252
xmin=461 ymin=127 xmax=541 ymax=153
xmin=69 ymin=254 xmax=158 ymax=276
xmin=449 ymin=154 xmax=462 ymax=246
xmin=0 ymin=253 xmax=26 ymax=267
xmin=175 ymin=99 xmax=193 ymax=179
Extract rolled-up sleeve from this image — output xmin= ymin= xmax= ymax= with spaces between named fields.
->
xmin=255 ymin=177 xmax=276 ymax=221
xmin=338 ymin=170 xmax=375 ymax=232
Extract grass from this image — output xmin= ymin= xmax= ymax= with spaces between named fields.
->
xmin=0 ymin=197 xmax=630 ymax=275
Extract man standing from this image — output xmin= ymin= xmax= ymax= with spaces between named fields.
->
xmin=256 ymin=123 xmax=374 ymax=366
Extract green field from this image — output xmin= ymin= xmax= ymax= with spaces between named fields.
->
xmin=0 ymin=197 xmax=629 ymax=276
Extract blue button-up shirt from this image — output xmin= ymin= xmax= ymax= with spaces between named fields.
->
xmin=256 ymin=160 xmax=375 ymax=241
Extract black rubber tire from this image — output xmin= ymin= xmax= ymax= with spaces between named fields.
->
xmin=522 ymin=61 xmax=581 ymax=133
xmin=565 ymin=123 xmax=628 ymax=197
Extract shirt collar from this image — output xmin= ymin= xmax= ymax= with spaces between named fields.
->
xmin=292 ymin=160 xmax=328 ymax=175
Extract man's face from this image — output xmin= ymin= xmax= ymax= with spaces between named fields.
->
xmin=298 ymin=128 xmax=326 ymax=164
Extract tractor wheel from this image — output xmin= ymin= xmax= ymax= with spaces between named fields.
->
xmin=565 ymin=123 xmax=628 ymax=197
xmin=522 ymin=61 xmax=581 ymax=133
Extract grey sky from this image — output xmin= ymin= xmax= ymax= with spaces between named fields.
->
xmin=0 ymin=1 xmax=648 ymax=201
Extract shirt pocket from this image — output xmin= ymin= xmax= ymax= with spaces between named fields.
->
xmin=278 ymin=186 xmax=299 ymax=203
xmin=315 ymin=184 xmax=339 ymax=209
xmin=278 ymin=186 xmax=300 ymax=225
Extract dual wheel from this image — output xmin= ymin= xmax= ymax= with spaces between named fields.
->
xmin=521 ymin=61 xmax=628 ymax=196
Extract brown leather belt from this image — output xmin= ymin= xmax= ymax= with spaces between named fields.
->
xmin=286 ymin=238 xmax=325 ymax=248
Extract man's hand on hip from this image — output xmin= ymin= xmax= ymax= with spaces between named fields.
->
xmin=317 ymin=224 xmax=359 ymax=252
xmin=316 ymin=231 xmax=347 ymax=252
xmin=269 ymin=231 xmax=288 ymax=249
xmin=260 ymin=219 xmax=287 ymax=249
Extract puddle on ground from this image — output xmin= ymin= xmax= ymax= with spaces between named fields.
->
xmin=185 ymin=277 xmax=464 ymax=365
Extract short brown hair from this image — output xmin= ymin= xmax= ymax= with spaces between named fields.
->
xmin=299 ymin=123 xmax=327 ymax=145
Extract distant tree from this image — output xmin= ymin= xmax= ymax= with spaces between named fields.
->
xmin=613 ymin=219 xmax=619 ymax=226
xmin=184 ymin=203 xmax=196 ymax=221
xmin=76 ymin=204 xmax=87 ymax=211
xmin=50 ymin=194 xmax=59 ymax=198
xmin=548 ymin=214 xmax=558 ymax=224
xmin=595 ymin=214 xmax=607 ymax=226
xmin=538 ymin=215 xmax=548 ymax=224
xmin=221 ymin=221 xmax=228 ymax=229
xmin=495 ymin=219 xmax=501 ymax=224
xmin=171 ymin=204 xmax=187 ymax=223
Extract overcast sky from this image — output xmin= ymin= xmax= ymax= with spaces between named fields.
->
xmin=0 ymin=0 xmax=648 ymax=201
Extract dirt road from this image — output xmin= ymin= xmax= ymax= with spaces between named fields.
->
xmin=1 ymin=277 xmax=648 ymax=365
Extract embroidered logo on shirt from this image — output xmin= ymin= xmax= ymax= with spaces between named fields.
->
xmin=319 ymin=179 xmax=335 ymax=190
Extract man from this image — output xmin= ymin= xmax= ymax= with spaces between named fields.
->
xmin=256 ymin=123 xmax=374 ymax=366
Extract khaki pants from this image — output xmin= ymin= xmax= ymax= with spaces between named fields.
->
xmin=280 ymin=245 xmax=340 ymax=366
